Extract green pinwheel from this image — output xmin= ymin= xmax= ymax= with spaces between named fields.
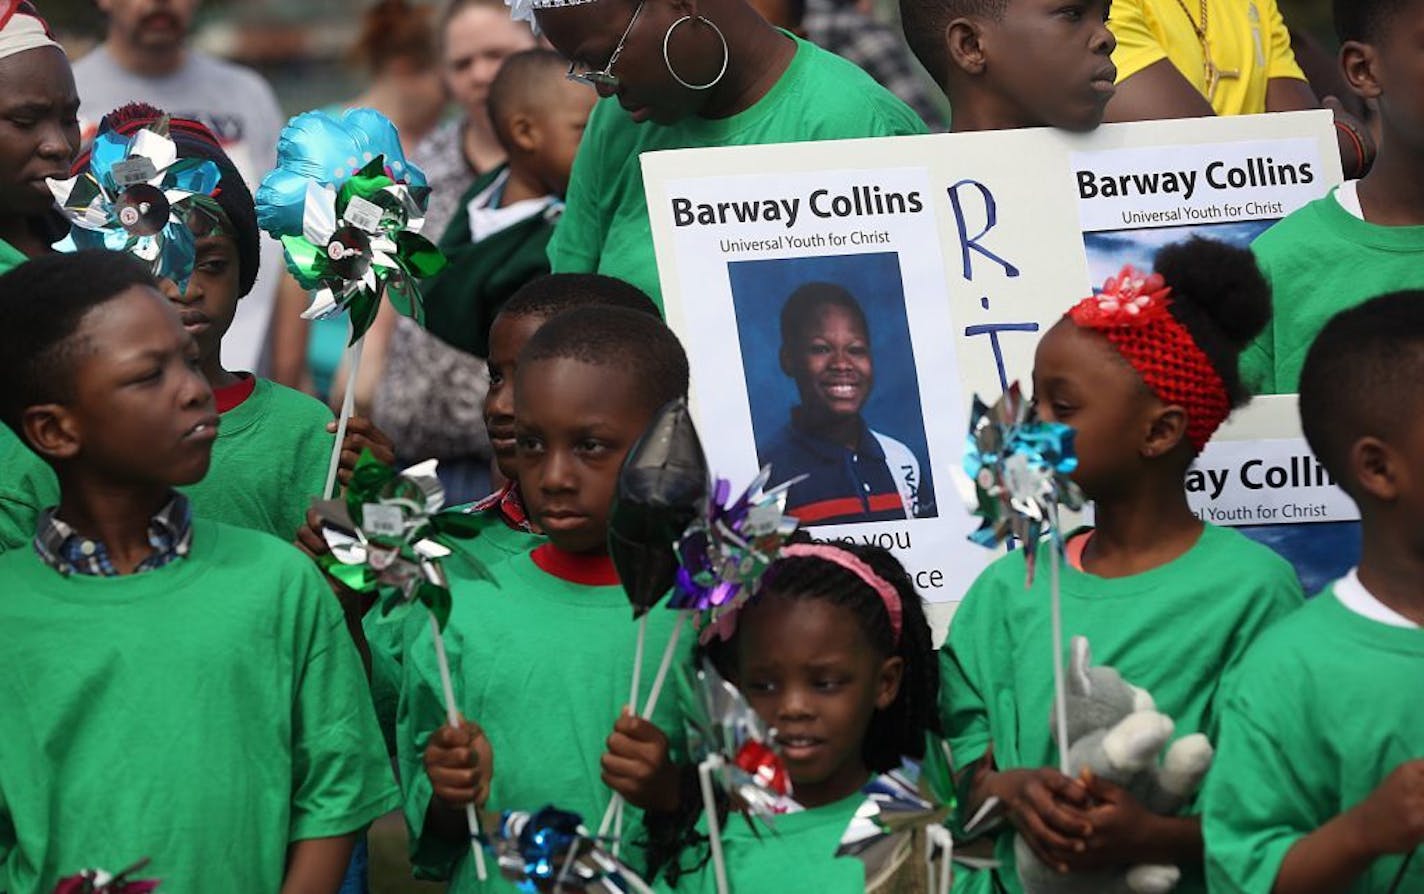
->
xmin=313 ymin=451 xmax=483 ymax=629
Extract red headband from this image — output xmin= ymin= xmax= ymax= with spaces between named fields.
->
xmin=1067 ymin=266 xmax=1230 ymax=453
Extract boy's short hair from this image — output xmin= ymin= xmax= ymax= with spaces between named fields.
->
xmin=0 ymin=250 xmax=159 ymax=438
xmin=1335 ymin=0 xmax=1414 ymax=43
xmin=520 ymin=306 xmax=690 ymax=413
xmin=898 ymin=0 xmax=1005 ymax=85
xmin=778 ymin=281 xmax=870 ymax=349
xmin=487 ymin=49 xmax=569 ymax=151
xmin=1298 ymin=291 xmax=1424 ymax=498
xmin=501 ymin=273 xmax=660 ymax=322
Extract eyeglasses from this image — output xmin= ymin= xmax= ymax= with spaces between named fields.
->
xmin=566 ymin=0 xmax=645 ymax=91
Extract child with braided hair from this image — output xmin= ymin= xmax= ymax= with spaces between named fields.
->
xmin=647 ymin=539 xmax=942 ymax=892
xmin=941 ymin=237 xmax=1305 ymax=894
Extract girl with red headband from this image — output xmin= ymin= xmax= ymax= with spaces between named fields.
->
xmin=942 ymin=237 xmax=1306 ymax=894
xmin=644 ymin=539 xmax=941 ymax=892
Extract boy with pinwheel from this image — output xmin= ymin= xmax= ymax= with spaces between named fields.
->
xmin=0 ymin=103 xmax=393 ymax=553
xmin=0 ymin=250 xmax=398 ymax=891
xmin=403 ymin=306 xmax=694 ymax=891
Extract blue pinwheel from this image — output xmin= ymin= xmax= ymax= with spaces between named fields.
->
xmin=962 ymin=382 xmax=1083 ymax=584
xmin=256 ymin=108 xmax=444 ymax=344
xmin=50 ymin=116 xmax=222 ymax=291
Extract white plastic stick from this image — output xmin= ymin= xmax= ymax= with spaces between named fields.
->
xmin=603 ymin=616 xmax=650 ymax=856
xmin=323 ymin=336 xmax=365 ymax=498
xmin=629 ymin=614 xmax=648 ymax=711
xmin=1049 ymin=522 xmax=1070 ymax=777
xmin=699 ymin=758 xmax=729 ymax=894
xmin=639 ymin=613 xmax=688 ymax=719
xmin=430 ymin=614 xmax=488 ymax=881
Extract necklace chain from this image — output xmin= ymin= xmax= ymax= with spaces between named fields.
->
xmin=1172 ymin=0 xmax=1240 ymax=102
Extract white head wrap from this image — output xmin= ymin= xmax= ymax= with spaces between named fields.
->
xmin=506 ymin=0 xmax=600 ymax=28
xmin=0 ymin=2 xmax=62 ymax=62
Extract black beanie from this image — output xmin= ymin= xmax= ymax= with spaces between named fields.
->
xmin=73 ymin=102 xmax=261 ymax=298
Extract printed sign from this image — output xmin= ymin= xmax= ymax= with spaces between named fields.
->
xmin=642 ymin=112 xmax=1342 ymax=610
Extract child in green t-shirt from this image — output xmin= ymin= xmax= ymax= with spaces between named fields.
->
xmin=0 ymin=250 xmax=398 ymax=890
xmin=357 ymin=273 xmax=662 ymax=753
xmin=897 ymin=0 xmax=1117 ymax=132
xmin=407 ymin=305 xmax=695 ymax=891
xmin=0 ymin=103 xmax=392 ymax=551
xmin=1202 ymin=291 xmax=1424 ymax=894
xmin=942 ymin=238 xmax=1304 ymax=894
xmin=1244 ymin=0 xmax=1424 ymax=396
xmin=648 ymin=541 xmax=942 ymax=893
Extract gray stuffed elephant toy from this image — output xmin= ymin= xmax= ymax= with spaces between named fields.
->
xmin=1014 ymin=636 xmax=1214 ymax=894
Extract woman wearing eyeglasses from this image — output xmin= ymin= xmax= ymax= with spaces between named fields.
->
xmin=515 ymin=0 xmax=928 ymax=308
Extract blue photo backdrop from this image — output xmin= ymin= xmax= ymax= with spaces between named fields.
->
xmin=728 ymin=251 xmax=937 ymax=518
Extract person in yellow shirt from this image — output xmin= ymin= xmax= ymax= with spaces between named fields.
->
xmin=1104 ymin=0 xmax=1373 ymax=178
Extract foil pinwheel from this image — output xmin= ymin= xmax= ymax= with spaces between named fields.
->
xmin=671 ymin=467 xmax=802 ymax=642
xmin=256 ymin=108 xmax=446 ymax=343
xmin=491 ymin=806 xmax=653 ymax=893
xmin=53 ymin=858 xmax=160 ymax=894
xmin=49 ymin=115 xmax=222 ymax=291
xmin=312 ymin=451 xmax=484 ymax=629
xmin=837 ymin=760 xmax=957 ymax=894
xmin=962 ymin=383 xmax=1083 ymax=584
xmin=682 ymin=660 xmax=801 ymax=824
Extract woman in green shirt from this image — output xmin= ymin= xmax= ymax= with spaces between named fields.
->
xmin=521 ymin=0 xmax=927 ymax=307
xmin=0 ymin=2 xmax=78 ymax=274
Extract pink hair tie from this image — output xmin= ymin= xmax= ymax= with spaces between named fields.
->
xmin=780 ymin=543 xmax=903 ymax=645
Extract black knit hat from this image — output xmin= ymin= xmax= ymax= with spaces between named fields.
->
xmin=72 ymin=103 xmax=261 ymax=298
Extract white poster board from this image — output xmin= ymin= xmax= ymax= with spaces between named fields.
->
xmin=643 ymin=112 xmax=1341 ymax=632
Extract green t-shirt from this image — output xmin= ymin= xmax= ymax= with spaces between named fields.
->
xmin=0 ymin=425 xmax=60 ymax=553
xmin=183 ymin=377 xmax=334 ymax=539
xmin=0 ymin=519 xmax=400 ymax=891
xmin=364 ymin=505 xmax=543 ymax=753
xmin=0 ymin=378 xmax=332 ymax=552
xmin=548 ymin=33 xmax=928 ymax=307
xmin=1245 ymin=190 xmax=1424 ymax=394
xmin=654 ymin=794 xmax=866 ymax=893
xmin=940 ymin=524 xmax=1303 ymax=894
xmin=1202 ymin=587 xmax=1424 ymax=893
xmin=398 ymin=548 xmax=692 ymax=891
xmin=0 ymin=237 xmax=25 ymax=274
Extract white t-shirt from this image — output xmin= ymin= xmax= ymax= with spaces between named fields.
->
xmin=1334 ymin=179 xmax=1365 ymax=220
xmin=1334 ymin=568 xmax=1420 ymax=629
xmin=73 ymin=46 xmax=287 ymax=373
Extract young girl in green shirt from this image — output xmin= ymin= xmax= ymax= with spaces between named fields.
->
xmin=649 ymin=541 xmax=942 ymax=892
xmin=942 ymin=238 xmax=1305 ymax=894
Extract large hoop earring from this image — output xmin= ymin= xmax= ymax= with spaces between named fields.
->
xmin=662 ymin=15 xmax=729 ymax=91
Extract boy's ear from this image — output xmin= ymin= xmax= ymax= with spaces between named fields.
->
xmin=1351 ymin=436 xmax=1401 ymax=502
xmin=778 ymin=344 xmax=794 ymax=377
xmin=946 ymin=17 xmax=988 ymax=77
xmin=507 ymin=111 xmax=541 ymax=154
xmin=1339 ymin=40 xmax=1383 ymax=100
xmin=1142 ymin=404 xmax=1188 ymax=459
xmin=22 ymin=405 xmax=82 ymax=463
xmin=874 ymin=655 xmax=904 ymax=710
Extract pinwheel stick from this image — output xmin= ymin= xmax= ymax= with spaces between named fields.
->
xmin=640 ymin=613 xmax=688 ymax=719
xmin=599 ymin=613 xmax=691 ymax=850
xmin=324 ymin=336 xmax=365 ymax=499
xmin=430 ymin=614 xmax=489 ymax=882
xmin=1049 ymin=508 xmax=1070 ymax=778
xmin=698 ymin=756 xmax=730 ymax=894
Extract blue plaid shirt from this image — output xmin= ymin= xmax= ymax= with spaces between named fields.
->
xmin=33 ymin=493 xmax=193 ymax=576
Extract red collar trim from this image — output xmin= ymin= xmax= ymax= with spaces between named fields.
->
xmin=213 ymin=373 xmax=255 ymax=414
xmin=530 ymin=543 xmax=620 ymax=586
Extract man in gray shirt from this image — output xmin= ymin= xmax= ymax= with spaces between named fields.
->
xmin=74 ymin=0 xmax=286 ymax=374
